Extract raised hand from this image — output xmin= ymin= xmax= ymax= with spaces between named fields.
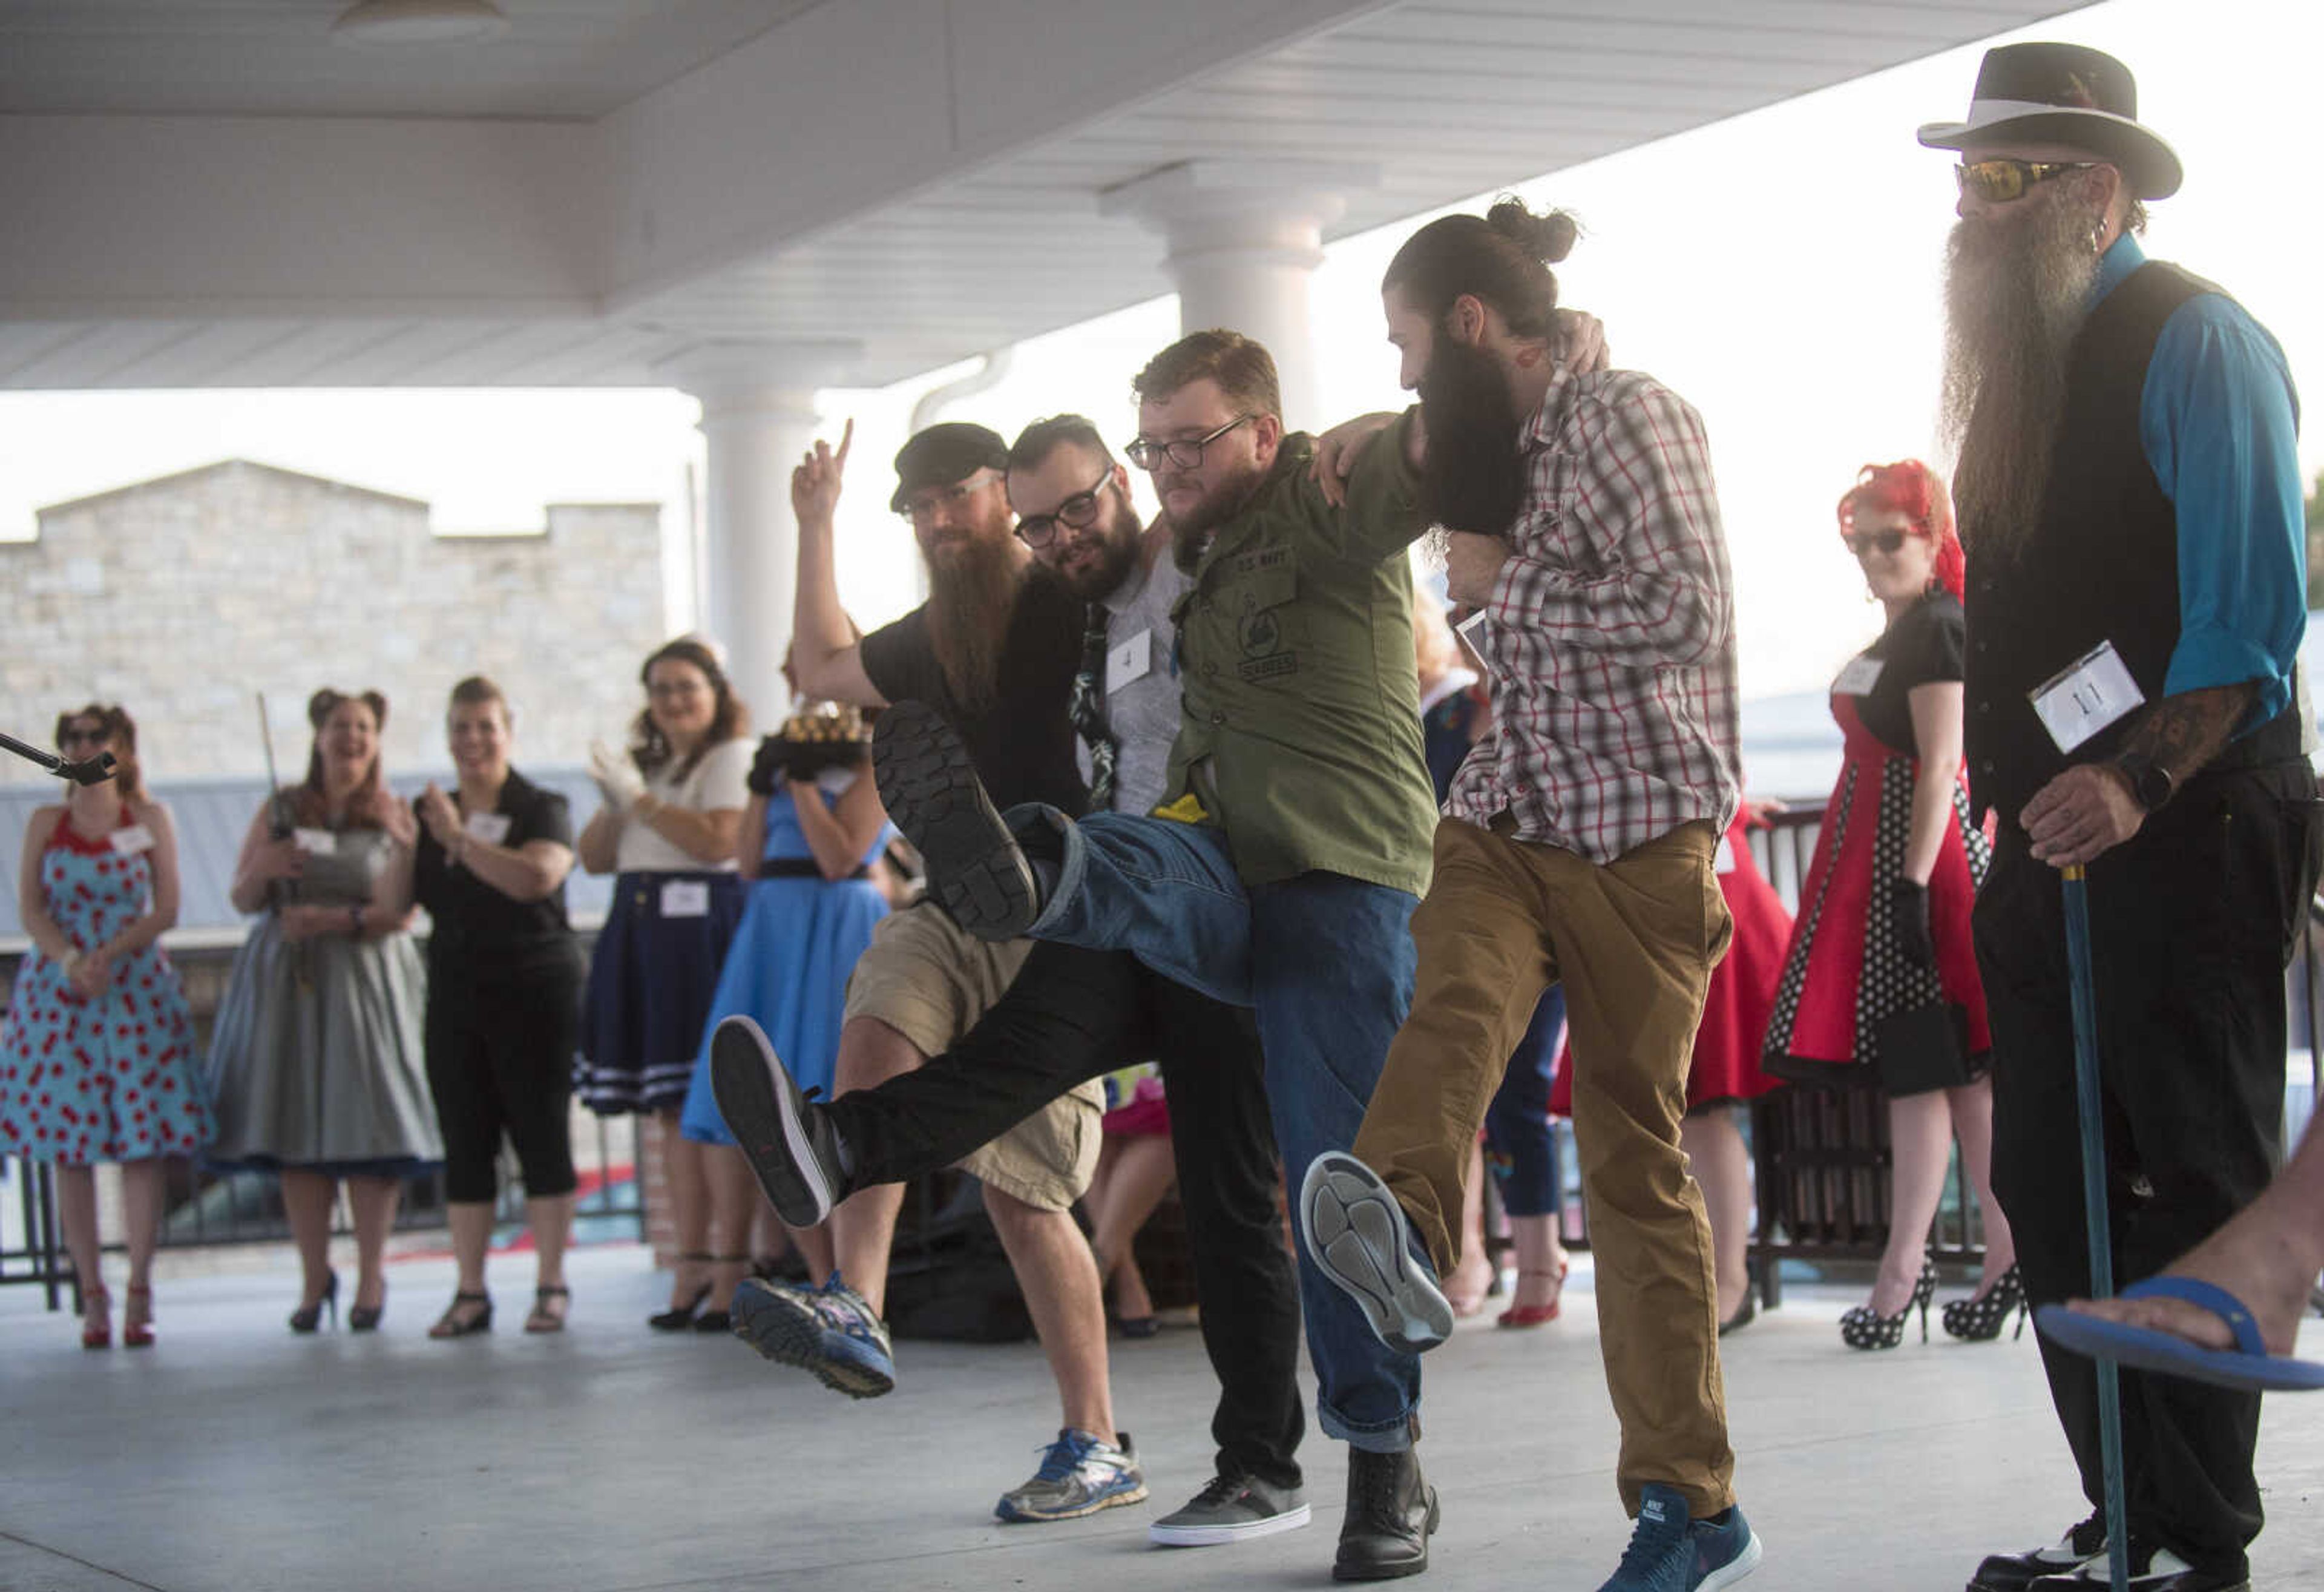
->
xmin=1553 ymin=308 xmax=1610 ymax=375
xmin=416 ymin=782 xmax=462 ymax=850
xmin=791 ymin=418 xmax=855 ymax=528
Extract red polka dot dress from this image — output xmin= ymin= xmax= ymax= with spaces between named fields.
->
xmin=0 ymin=811 xmax=213 ymax=1165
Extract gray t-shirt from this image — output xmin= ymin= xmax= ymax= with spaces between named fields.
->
xmin=1078 ymin=547 xmax=1190 ymax=817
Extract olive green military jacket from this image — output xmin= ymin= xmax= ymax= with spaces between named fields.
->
xmin=1158 ymin=416 xmax=1439 ymax=898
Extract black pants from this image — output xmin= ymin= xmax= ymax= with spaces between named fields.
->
xmin=425 ymin=964 xmax=583 ymax=1205
xmin=833 ymin=938 xmax=1306 ymax=1490
xmin=1976 ymin=762 xmax=2319 ymax=1579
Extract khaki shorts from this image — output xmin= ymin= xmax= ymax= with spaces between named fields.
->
xmin=841 ymin=903 xmax=1103 ymax=1211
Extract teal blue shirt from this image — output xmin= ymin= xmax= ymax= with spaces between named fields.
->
xmin=2095 ymin=234 xmax=2306 ymax=731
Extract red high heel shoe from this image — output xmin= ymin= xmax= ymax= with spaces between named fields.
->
xmin=122 ymin=1283 xmax=156 ymax=1348
xmin=81 ymin=1284 xmax=113 ymax=1350
xmin=1497 ymin=1260 xmax=1570 ymax=1329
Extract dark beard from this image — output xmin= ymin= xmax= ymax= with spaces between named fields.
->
xmin=925 ymin=533 xmax=1023 ymax=715
xmin=1168 ymin=469 xmax=1267 ymax=574
xmin=1940 ymin=190 xmax=2102 ymax=561
xmin=1059 ymin=498 xmax=1145 ymax=600
xmin=1417 ymin=337 xmax=1526 ymax=550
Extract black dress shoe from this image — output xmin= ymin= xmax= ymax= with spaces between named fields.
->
xmin=1333 ymin=1445 xmax=1439 ymax=1581
xmin=2026 ymin=1545 xmax=2248 ymax=1591
xmin=1968 ymin=1513 xmax=2107 ymax=1591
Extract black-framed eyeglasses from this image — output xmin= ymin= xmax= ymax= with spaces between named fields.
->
xmin=59 ymin=725 xmax=108 ymax=748
xmin=1845 ymin=529 xmax=1907 ymax=558
xmin=1015 ymin=469 xmax=1114 ymax=548
xmin=1954 ymin=158 xmax=2098 ymax=205
xmin=896 ymin=472 xmax=1000 ymax=526
xmin=1125 ymin=414 xmax=1253 ymax=472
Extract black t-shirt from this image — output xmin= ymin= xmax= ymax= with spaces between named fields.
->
xmin=1850 ymin=591 xmax=1966 ymax=755
xmin=412 ymin=768 xmax=582 ymax=986
xmin=859 ymin=568 xmax=1089 ymax=817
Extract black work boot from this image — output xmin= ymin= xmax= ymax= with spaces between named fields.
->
xmin=1334 ymin=1443 xmax=1439 ymax=1580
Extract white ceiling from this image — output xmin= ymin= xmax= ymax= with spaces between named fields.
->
xmin=0 ymin=0 xmax=2089 ymax=392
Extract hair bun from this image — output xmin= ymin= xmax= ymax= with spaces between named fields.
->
xmin=1485 ymin=197 xmax=1578 ymax=265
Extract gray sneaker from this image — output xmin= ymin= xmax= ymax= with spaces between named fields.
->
xmin=1149 ymin=1471 xmax=1311 ymax=1547
xmin=995 ymin=1429 xmax=1148 ymax=1523
xmin=1300 ymin=1150 xmax=1455 ymax=1354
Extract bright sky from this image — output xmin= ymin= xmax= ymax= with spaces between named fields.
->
xmin=2 ymin=0 xmax=2315 ymax=700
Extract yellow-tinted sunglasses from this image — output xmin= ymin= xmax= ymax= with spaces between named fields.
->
xmin=1954 ymin=157 xmax=2098 ymax=204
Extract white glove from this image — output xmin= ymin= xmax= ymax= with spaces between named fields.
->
xmin=588 ymin=740 xmax=648 ymax=814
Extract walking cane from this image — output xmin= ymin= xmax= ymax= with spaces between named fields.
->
xmin=2060 ymin=862 xmax=2130 ymax=1592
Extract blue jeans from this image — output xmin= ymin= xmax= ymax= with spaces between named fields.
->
xmin=1014 ymin=808 xmax=1424 ymax=1451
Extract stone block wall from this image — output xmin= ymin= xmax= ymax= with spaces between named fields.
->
xmin=1 ymin=460 xmax=668 ymax=786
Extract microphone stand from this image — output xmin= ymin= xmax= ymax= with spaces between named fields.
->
xmin=0 ymin=729 xmax=116 ymax=786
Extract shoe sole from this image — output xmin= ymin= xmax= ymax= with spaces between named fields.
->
xmin=994 ymin=1478 xmax=1151 ymax=1523
xmin=1149 ymin=1502 xmax=1312 ymax=1547
xmin=872 ymin=700 xmax=1038 ymax=939
xmin=1698 ymin=1528 xmax=1764 ymax=1590
xmin=711 ymin=1016 xmax=835 ymax=1229
xmin=1331 ymin=1486 xmax=1439 ymax=1582
xmin=1300 ymin=1152 xmax=1454 ymax=1355
xmin=727 ymin=1281 xmax=893 ymax=1400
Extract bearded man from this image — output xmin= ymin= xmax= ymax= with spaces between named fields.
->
xmin=723 ymin=413 xmax=1315 ymax=1546
xmin=770 ymin=420 xmax=1138 ymax=1526
xmin=1920 ymin=44 xmax=2314 ymax=1592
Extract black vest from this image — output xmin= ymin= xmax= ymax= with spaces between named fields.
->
xmin=1962 ymin=260 xmax=2302 ymax=827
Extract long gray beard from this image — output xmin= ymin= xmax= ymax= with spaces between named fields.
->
xmin=1938 ymin=196 xmax=2103 ymax=562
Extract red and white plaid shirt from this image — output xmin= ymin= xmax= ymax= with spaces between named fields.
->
xmin=1444 ymin=368 xmax=1741 ymax=864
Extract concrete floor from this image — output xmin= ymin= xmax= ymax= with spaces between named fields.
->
xmin=4 ymin=1245 xmax=2320 ymax=1592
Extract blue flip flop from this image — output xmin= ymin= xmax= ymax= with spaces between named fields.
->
xmin=2035 ymin=1277 xmax=2324 ymax=1393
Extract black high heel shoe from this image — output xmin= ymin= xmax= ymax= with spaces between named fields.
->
xmin=1942 ymin=1263 xmax=2027 ymax=1342
xmin=290 ymin=1269 xmax=340 ymax=1334
xmin=1840 ymin=1255 xmax=1938 ymax=1350
xmin=428 ymin=1291 xmax=493 ymax=1339
xmin=649 ymin=1252 xmax=715 ymax=1331
xmin=694 ymin=1254 xmax=751 ymax=1334
xmin=349 ymin=1279 xmax=387 ymax=1333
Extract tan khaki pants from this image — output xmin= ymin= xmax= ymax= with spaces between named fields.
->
xmin=1352 ymin=814 xmax=1736 ymax=1517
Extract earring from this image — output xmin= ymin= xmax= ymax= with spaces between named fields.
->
xmin=2089 ymin=222 xmax=2106 ymax=255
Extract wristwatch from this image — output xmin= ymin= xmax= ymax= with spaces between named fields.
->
xmin=2111 ymin=750 xmax=2175 ymax=813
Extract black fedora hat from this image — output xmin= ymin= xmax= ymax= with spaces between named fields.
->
xmin=1919 ymin=42 xmax=2181 ymax=200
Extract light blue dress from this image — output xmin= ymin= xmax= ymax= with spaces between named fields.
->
xmin=679 ymin=777 xmax=892 ymax=1146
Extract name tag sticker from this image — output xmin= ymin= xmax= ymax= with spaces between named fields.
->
xmin=463 ymin=812 xmax=513 ymax=846
xmin=111 ymin=824 xmax=157 ymax=857
xmin=292 ymin=827 xmax=338 ymax=855
xmin=660 ymin=880 xmax=710 ymax=918
xmin=1713 ymin=835 xmax=1738 ymax=875
xmin=1107 ymin=628 xmax=1153 ymax=694
xmin=2030 ymin=640 xmax=2145 ymax=754
xmin=1832 ymin=656 xmax=1885 ymax=696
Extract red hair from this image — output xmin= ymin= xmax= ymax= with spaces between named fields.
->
xmin=1837 ymin=459 xmax=1962 ymax=600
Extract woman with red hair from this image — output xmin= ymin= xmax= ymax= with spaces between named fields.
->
xmin=1762 ymin=461 xmax=2020 ymax=1350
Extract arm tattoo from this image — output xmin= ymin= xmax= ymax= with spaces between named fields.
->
xmin=2121 ymin=681 xmax=2257 ymax=781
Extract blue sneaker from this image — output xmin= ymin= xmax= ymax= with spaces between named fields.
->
xmin=1597 ymin=1484 xmax=1762 ymax=1591
xmin=994 ymin=1429 xmax=1148 ymax=1522
xmin=728 ymin=1271 xmax=895 ymax=1399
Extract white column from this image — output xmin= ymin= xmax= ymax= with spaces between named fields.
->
xmin=1103 ymin=159 xmax=1377 ymax=433
xmin=661 ymin=338 xmax=860 ymax=723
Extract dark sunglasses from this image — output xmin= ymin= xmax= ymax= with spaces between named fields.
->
xmin=59 ymin=725 xmax=110 ymax=748
xmin=1846 ymin=530 xmax=1906 ymax=558
xmin=1954 ymin=157 xmax=2098 ymax=205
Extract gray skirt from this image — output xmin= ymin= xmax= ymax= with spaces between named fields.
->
xmin=205 ymin=915 xmax=442 ymax=1172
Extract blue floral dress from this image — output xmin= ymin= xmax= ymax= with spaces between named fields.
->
xmin=1 ymin=808 xmax=213 ymax=1164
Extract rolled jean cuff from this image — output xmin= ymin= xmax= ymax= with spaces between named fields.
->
xmin=1322 ymin=1400 xmax=1419 ymax=1455
xmin=1009 ymin=804 xmax=1082 ymax=938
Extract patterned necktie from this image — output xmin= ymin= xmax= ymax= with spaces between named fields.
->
xmin=1067 ymin=601 xmax=1119 ymax=811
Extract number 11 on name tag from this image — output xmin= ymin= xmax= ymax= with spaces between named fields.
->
xmin=2029 ymin=639 xmax=2145 ymax=754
